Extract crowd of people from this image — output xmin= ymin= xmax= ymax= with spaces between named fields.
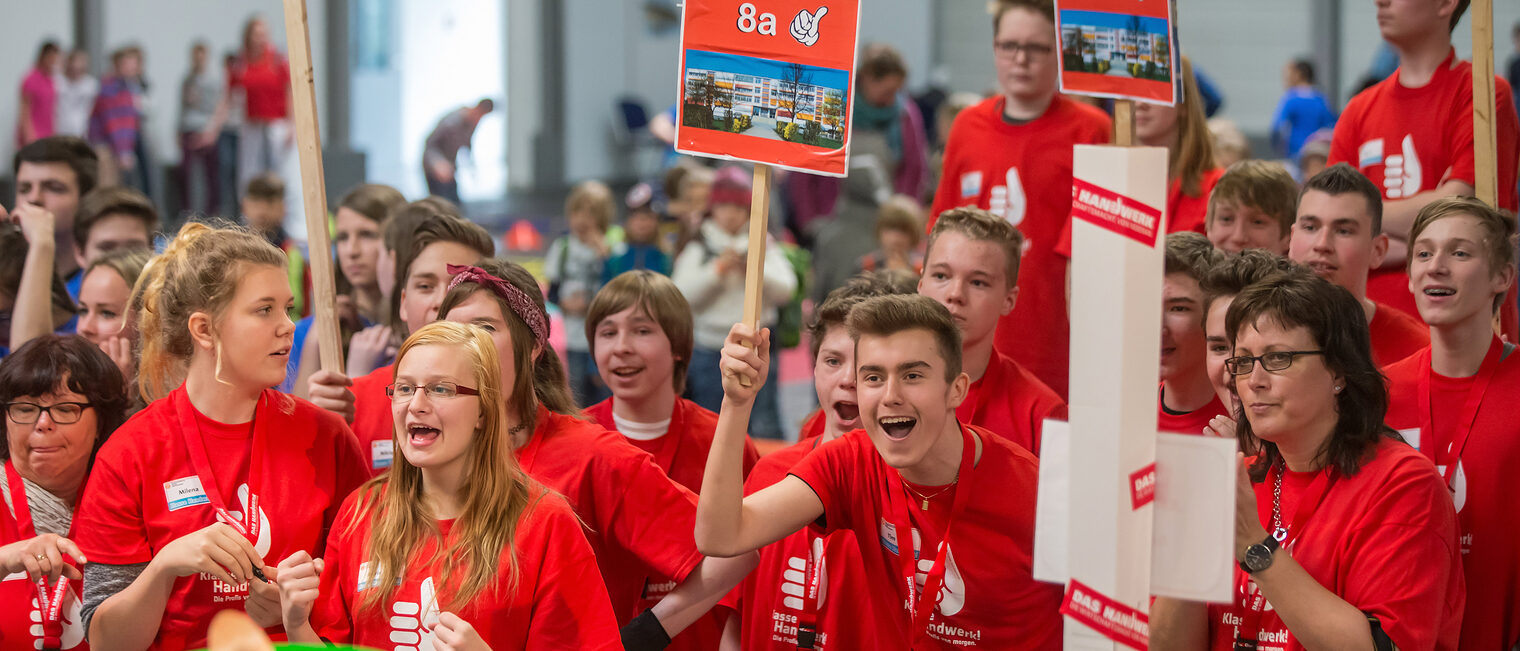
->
xmin=2 ymin=0 xmax=1520 ymax=649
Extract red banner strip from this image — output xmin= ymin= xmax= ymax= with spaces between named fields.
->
xmin=1060 ymin=579 xmax=1149 ymax=650
xmin=1129 ymin=462 xmax=1157 ymax=510
xmin=1070 ymin=178 xmax=1164 ymax=248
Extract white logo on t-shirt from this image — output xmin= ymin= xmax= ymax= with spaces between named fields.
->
xmin=909 ymin=529 xmax=966 ymax=617
xmin=780 ymin=537 xmax=829 ymax=611
xmin=27 ymin=585 xmax=85 ymax=649
xmin=1437 ymin=461 xmax=1468 ymax=513
xmin=389 ymin=576 xmax=441 ymax=651
xmin=1375 ymin=135 xmax=1423 ymax=199
xmin=220 ymin=483 xmax=272 ymax=557
xmin=987 ymin=167 xmax=1028 ymax=227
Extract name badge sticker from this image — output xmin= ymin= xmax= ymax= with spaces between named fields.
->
xmin=164 ymin=476 xmax=210 ymax=512
xmin=371 ymin=440 xmax=394 ymax=470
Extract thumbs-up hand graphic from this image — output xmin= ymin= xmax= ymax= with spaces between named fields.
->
xmin=790 ymin=6 xmax=828 ymax=47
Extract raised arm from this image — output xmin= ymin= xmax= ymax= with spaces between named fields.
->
xmin=694 ymin=324 xmax=822 ymax=558
xmin=9 ymin=203 xmax=60 ymax=348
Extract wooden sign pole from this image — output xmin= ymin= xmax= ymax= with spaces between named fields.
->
xmin=737 ymin=164 xmax=773 ymax=387
xmin=282 ymin=0 xmax=344 ymax=373
xmin=1472 ymin=0 xmax=1497 ymax=207
xmin=1113 ymin=100 xmax=1135 ymax=147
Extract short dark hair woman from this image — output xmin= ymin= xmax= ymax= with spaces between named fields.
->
xmin=0 ymin=335 xmax=129 ymax=649
xmin=1151 ymin=273 xmax=1462 ymax=650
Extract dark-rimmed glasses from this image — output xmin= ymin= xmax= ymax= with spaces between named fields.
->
xmin=1225 ymin=351 xmax=1325 ymax=376
xmin=4 ymin=402 xmax=93 ymax=425
xmin=386 ymin=381 xmax=480 ymax=403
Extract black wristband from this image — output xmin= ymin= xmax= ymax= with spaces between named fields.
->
xmin=620 ymin=609 xmax=673 ymax=651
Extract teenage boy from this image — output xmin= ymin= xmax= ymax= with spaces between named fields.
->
xmin=241 ymin=172 xmax=311 ymax=319
xmin=1158 ymin=232 xmax=1228 ymax=434
xmin=72 ymin=186 xmax=157 ymax=268
xmin=698 ymin=294 xmax=1063 ymax=650
xmin=1204 ymin=160 xmax=1299 ymax=255
xmin=918 ymin=207 xmax=1063 ymax=455
xmin=722 ymin=271 xmax=916 ymax=650
xmin=12 ymin=135 xmax=98 ymax=293
xmin=1290 ymin=163 xmax=1429 ymax=365
xmin=1329 ymin=0 xmax=1519 ymax=330
xmin=306 ymin=202 xmax=496 ymax=469
xmin=930 ymin=0 xmax=1112 ymax=398
xmin=1383 ymin=196 xmax=1520 ymax=650
xmin=583 ymin=269 xmax=760 ymax=651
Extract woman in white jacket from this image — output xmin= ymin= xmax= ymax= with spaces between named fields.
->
xmin=671 ymin=165 xmax=796 ymax=437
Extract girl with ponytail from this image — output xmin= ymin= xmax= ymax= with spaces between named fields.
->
xmin=72 ymin=222 xmax=368 ymax=650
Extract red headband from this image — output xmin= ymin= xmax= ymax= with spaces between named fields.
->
xmin=446 ymin=264 xmax=550 ymax=350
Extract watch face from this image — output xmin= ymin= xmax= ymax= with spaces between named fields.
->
xmin=1244 ymin=544 xmax=1273 ymax=572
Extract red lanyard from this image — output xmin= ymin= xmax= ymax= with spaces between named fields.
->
xmin=1417 ymin=336 xmax=1503 ymax=487
xmin=5 ymin=461 xmax=71 ymax=650
xmin=889 ymin=424 xmax=975 ymax=646
xmin=172 ymin=389 xmax=266 ymax=544
xmin=1235 ymin=464 xmax=1337 ymax=649
xmin=794 ymin=437 xmax=826 ymax=650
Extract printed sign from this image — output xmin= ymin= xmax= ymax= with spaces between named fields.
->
xmin=1054 ymin=0 xmax=1177 ymax=105
xmin=1070 ymin=178 xmax=1164 ymax=247
xmin=1129 ymin=462 xmax=1156 ymax=510
xmin=1060 ymin=579 xmax=1149 ymax=650
xmin=676 ymin=0 xmax=861 ymax=176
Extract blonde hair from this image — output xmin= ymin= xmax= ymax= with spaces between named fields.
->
xmin=1408 ymin=196 xmax=1519 ymax=313
xmin=132 ymin=222 xmax=287 ymax=403
xmin=1171 ymin=57 xmax=1217 ymax=198
xmin=354 ymin=321 xmax=540 ymax=613
xmin=565 ymin=180 xmax=615 ymax=232
xmin=925 ymin=206 xmax=1024 ymax=286
xmin=86 ymin=247 xmax=152 ymax=296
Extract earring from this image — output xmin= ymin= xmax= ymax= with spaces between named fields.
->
xmin=1333 ymin=385 xmax=1343 ymax=394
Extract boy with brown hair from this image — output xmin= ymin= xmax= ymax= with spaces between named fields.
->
xmin=1158 ymin=232 xmax=1229 ymax=434
xmin=547 ymin=179 xmax=615 ymax=406
xmin=72 ymin=186 xmax=157 ymax=268
xmin=1204 ymin=160 xmax=1299 ymax=255
xmin=698 ymin=294 xmax=1063 ymax=649
xmin=241 ymin=172 xmax=310 ymax=318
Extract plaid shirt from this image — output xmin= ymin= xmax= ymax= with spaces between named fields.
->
xmin=89 ymin=76 xmax=140 ymax=157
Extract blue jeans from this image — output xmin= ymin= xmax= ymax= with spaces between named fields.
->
xmin=687 ymin=339 xmax=783 ymax=439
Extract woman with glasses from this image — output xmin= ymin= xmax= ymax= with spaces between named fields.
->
xmin=274 ymin=320 xmax=620 ymax=649
xmin=1151 ymin=273 xmax=1463 ymax=650
xmin=71 ymin=223 xmax=369 ymax=650
xmin=0 ymin=335 xmax=129 ymax=650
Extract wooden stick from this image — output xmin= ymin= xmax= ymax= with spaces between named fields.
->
xmin=738 ymin=165 xmax=773 ymax=387
xmin=1472 ymin=0 xmax=1498 ymax=207
xmin=282 ymin=0 xmax=344 ymax=373
xmin=1113 ymin=99 xmax=1135 ymax=147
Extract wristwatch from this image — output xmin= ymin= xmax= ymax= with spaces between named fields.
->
xmin=1238 ymin=534 xmax=1280 ymax=574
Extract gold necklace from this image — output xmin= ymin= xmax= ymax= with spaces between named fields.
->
xmin=903 ymin=478 xmax=958 ymax=510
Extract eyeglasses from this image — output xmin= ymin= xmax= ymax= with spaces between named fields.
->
xmin=4 ymin=402 xmax=93 ymax=425
xmin=994 ymin=40 xmax=1054 ymax=59
xmin=1225 ymin=351 xmax=1325 ymax=376
xmin=386 ymin=381 xmax=480 ymax=403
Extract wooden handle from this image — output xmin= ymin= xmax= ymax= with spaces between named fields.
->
xmin=1472 ymin=0 xmax=1497 ymax=207
xmin=738 ymin=165 xmax=773 ymax=388
xmin=283 ymin=0 xmax=344 ymax=374
xmin=1113 ymin=100 xmax=1134 ymax=147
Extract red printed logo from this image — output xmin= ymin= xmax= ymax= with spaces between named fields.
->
xmin=1060 ymin=579 xmax=1149 ymax=650
xmin=1070 ymin=178 xmax=1164 ymax=247
xmin=1129 ymin=463 xmax=1156 ymax=510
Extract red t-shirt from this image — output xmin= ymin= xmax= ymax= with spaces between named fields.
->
xmin=798 ymin=410 xmax=826 ymax=441
xmin=1329 ymin=48 xmax=1519 ymax=337
xmin=228 ymin=50 xmax=290 ymax=121
xmin=789 ymin=425 xmax=1063 ymax=649
xmin=957 ymin=349 xmax=1066 ymax=456
xmin=1384 ymin=341 xmax=1520 ymax=649
xmin=0 ymin=467 xmax=87 ymax=650
xmin=310 ymin=485 xmax=621 ymax=650
xmin=1206 ymin=439 xmax=1463 ymax=650
xmin=514 ymin=407 xmax=705 ymax=625
xmin=1157 ymin=385 xmax=1229 ymax=436
xmin=72 ymin=387 xmax=369 ymax=649
xmin=930 ymin=95 xmax=1112 ymax=399
xmin=585 ymin=397 xmax=759 ymax=649
xmin=1169 ymin=167 xmax=1226 ymax=235
xmin=351 ymin=363 xmax=396 ymax=475
xmin=725 ymin=436 xmax=884 ymax=650
xmin=1369 ymin=301 xmax=1429 ymax=366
